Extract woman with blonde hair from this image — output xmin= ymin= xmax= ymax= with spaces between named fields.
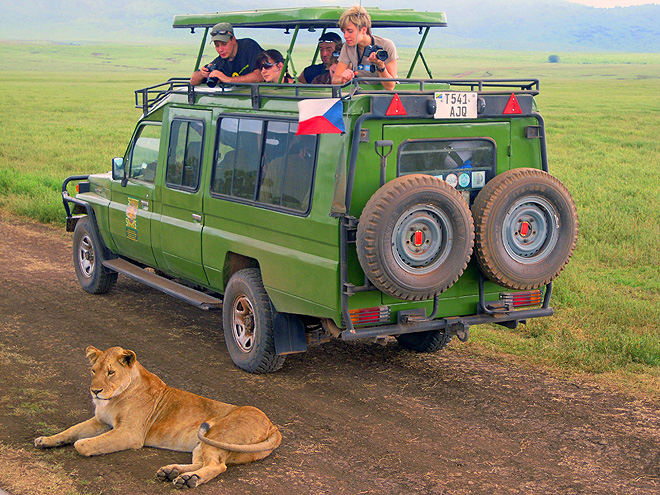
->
xmin=332 ymin=4 xmax=398 ymax=90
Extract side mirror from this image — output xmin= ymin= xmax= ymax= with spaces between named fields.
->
xmin=112 ymin=157 xmax=128 ymax=186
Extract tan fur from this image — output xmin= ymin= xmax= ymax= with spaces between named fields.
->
xmin=34 ymin=346 xmax=282 ymax=489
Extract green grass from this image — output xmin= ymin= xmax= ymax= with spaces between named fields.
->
xmin=1 ymin=41 xmax=659 ymax=395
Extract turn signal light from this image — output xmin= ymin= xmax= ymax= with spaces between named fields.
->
xmin=500 ymin=290 xmax=542 ymax=308
xmin=349 ymin=306 xmax=391 ymax=326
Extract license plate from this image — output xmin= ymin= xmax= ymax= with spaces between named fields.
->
xmin=434 ymin=92 xmax=478 ymax=119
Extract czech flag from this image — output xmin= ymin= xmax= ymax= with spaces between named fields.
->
xmin=296 ymin=98 xmax=345 ymax=135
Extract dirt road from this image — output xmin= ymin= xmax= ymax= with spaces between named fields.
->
xmin=0 ymin=217 xmax=659 ymax=495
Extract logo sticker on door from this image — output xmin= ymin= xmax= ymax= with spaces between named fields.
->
xmin=126 ymin=198 xmax=139 ymax=241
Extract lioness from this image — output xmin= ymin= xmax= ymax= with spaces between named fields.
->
xmin=34 ymin=346 xmax=281 ymax=489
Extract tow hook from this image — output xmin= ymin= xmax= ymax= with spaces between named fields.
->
xmin=447 ymin=321 xmax=470 ymax=342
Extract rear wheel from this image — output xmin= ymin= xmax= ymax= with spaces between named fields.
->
xmin=396 ymin=330 xmax=452 ymax=353
xmin=472 ymin=168 xmax=578 ymax=290
xmin=223 ymin=268 xmax=285 ymax=373
xmin=357 ymin=174 xmax=474 ymax=301
xmin=72 ymin=217 xmax=117 ymax=294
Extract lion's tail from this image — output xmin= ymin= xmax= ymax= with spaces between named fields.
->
xmin=197 ymin=422 xmax=281 ymax=453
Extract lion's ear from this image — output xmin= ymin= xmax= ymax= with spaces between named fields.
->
xmin=86 ymin=346 xmax=102 ymax=364
xmin=118 ymin=349 xmax=137 ymax=367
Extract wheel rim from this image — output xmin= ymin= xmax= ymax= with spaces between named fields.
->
xmin=77 ymin=234 xmax=95 ymax=279
xmin=502 ymin=195 xmax=559 ymax=264
xmin=391 ymin=204 xmax=453 ymax=275
xmin=231 ymin=294 xmax=255 ymax=353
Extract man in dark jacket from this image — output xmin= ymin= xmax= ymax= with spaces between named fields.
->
xmin=190 ymin=22 xmax=263 ymax=85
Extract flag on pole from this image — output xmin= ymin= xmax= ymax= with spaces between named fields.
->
xmin=296 ymin=98 xmax=345 ymax=135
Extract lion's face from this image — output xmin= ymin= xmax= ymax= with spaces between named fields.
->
xmin=86 ymin=346 xmax=137 ymax=401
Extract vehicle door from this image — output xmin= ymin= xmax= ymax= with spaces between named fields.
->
xmin=157 ymin=109 xmax=210 ymax=285
xmin=109 ymin=122 xmax=161 ymax=266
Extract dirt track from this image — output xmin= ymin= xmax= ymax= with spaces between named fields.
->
xmin=0 ymin=217 xmax=659 ymax=495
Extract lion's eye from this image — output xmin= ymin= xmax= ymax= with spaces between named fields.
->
xmin=91 ymin=370 xmax=96 ymax=376
xmin=107 ymin=370 xmax=115 ymax=377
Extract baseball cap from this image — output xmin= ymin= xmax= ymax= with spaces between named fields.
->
xmin=318 ymin=32 xmax=342 ymax=44
xmin=211 ymin=22 xmax=234 ymax=42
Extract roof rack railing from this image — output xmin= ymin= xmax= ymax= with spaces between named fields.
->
xmin=134 ymin=78 xmax=540 ymax=115
xmin=134 ymin=78 xmax=191 ymax=115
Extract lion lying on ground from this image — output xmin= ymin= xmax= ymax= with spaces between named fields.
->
xmin=34 ymin=346 xmax=281 ymax=489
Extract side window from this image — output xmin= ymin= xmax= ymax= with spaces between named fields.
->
xmin=211 ymin=118 xmax=263 ymax=200
xmin=398 ymin=139 xmax=495 ymax=177
xmin=166 ymin=119 xmax=204 ymax=190
xmin=128 ymin=124 xmax=161 ymax=182
xmin=260 ymin=122 xmax=317 ymax=211
xmin=211 ymin=119 xmax=317 ymax=213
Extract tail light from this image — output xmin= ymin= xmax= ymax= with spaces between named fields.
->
xmin=500 ymin=290 xmax=543 ymax=309
xmin=349 ymin=306 xmax=391 ymax=326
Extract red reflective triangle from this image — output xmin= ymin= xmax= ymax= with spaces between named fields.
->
xmin=503 ymin=93 xmax=523 ymax=114
xmin=386 ymin=93 xmax=407 ymax=116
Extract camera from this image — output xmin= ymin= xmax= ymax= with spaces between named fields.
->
xmin=204 ymin=62 xmax=220 ymax=88
xmin=363 ymin=44 xmax=388 ymax=62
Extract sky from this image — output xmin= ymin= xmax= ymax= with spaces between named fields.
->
xmin=569 ymin=0 xmax=658 ymax=5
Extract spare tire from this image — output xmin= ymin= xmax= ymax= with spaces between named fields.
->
xmin=357 ymin=174 xmax=474 ymax=301
xmin=472 ymin=168 xmax=578 ymax=290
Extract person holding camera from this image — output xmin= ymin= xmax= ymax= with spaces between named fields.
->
xmin=332 ymin=4 xmax=398 ymax=90
xmin=190 ymin=22 xmax=263 ymax=86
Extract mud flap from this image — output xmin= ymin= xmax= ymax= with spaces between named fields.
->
xmin=273 ymin=313 xmax=307 ymax=355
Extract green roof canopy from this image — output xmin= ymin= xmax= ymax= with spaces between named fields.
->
xmin=172 ymin=6 xmax=447 ymax=30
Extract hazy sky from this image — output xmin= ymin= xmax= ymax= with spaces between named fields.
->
xmin=569 ymin=0 xmax=658 ymax=5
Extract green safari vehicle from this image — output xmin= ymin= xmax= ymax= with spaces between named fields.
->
xmin=62 ymin=7 xmax=578 ymax=373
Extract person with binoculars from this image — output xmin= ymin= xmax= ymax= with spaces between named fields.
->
xmin=332 ymin=4 xmax=398 ymax=90
xmin=190 ymin=22 xmax=264 ymax=87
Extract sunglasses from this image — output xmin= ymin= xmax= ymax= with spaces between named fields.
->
xmin=211 ymin=29 xmax=232 ymax=37
xmin=260 ymin=62 xmax=277 ymax=70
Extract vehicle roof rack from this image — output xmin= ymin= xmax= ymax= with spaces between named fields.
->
xmin=134 ymin=78 xmax=540 ymax=116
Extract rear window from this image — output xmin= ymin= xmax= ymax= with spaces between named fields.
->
xmin=398 ymin=138 xmax=496 ymax=177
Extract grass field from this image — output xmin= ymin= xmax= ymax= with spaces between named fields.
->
xmin=1 ymin=41 xmax=659 ymax=396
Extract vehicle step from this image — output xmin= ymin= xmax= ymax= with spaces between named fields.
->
xmin=103 ymin=259 xmax=222 ymax=310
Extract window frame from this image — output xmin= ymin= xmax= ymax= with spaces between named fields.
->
xmin=126 ymin=122 xmax=162 ymax=183
xmin=210 ymin=115 xmax=319 ymax=216
xmin=165 ymin=118 xmax=205 ymax=193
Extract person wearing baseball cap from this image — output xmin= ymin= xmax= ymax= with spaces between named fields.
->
xmin=297 ymin=31 xmax=342 ymax=84
xmin=190 ymin=22 xmax=264 ymax=86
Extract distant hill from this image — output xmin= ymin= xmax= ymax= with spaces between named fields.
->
xmin=1 ymin=0 xmax=659 ymax=52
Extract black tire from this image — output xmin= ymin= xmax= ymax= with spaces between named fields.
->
xmin=472 ymin=168 xmax=578 ymax=290
xmin=72 ymin=217 xmax=117 ymax=294
xmin=357 ymin=174 xmax=475 ymax=301
xmin=222 ymin=268 xmax=285 ymax=373
xmin=396 ymin=330 xmax=452 ymax=353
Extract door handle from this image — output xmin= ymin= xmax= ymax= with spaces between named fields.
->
xmin=192 ymin=214 xmax=202 ymax=222
xmin=140 ymin=200 xmax=149 ymax=209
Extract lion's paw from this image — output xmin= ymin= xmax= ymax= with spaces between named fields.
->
xmin=73 ymin=438 xmax=96 ymax=457
xmin=173 ymin=473 xmax=200 ymax=489
xmin=156 ymin=466 xmax=180 ymax=482
xmin=34 ymin=436 xmax=49 ymax=449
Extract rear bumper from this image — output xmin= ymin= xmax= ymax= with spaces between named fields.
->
xmin=340 ymin=306 xmax=553 ymax=341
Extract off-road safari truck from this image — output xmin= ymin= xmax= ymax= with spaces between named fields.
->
xmin=62 ymin=7 xmax=578 ymax=373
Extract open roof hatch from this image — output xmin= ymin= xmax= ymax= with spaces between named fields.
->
xmin=172 ymin=7 xmax=448 ymax=79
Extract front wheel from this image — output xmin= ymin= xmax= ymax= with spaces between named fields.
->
xmin=72 ymin=217 xmax=117 ymax=294
xmin=222 ymin=268 xmax=285 ymax=373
